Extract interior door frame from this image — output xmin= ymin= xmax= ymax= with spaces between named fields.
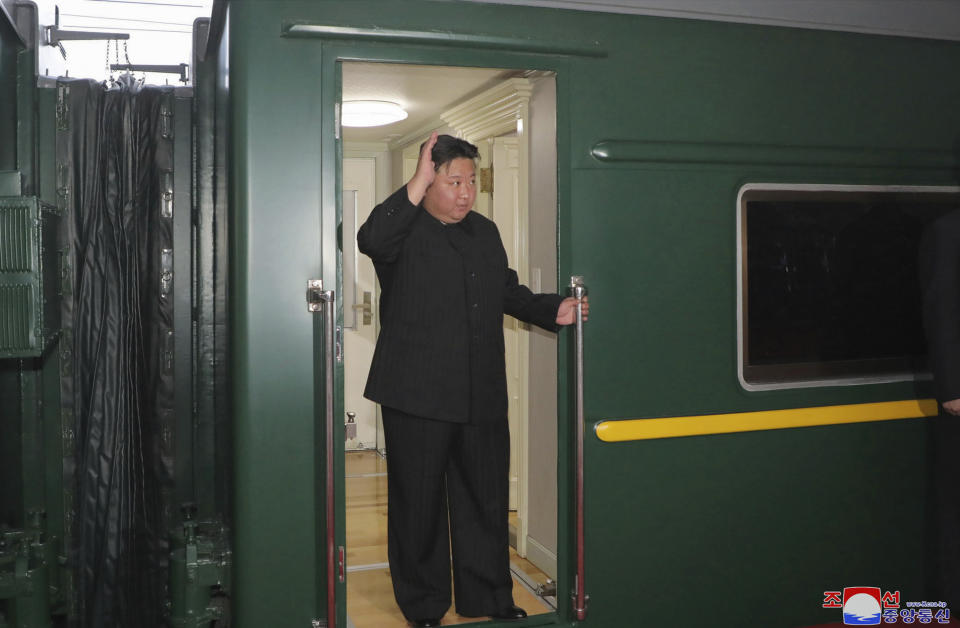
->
xmin=315 ymin=38 xmax=576 ymax=628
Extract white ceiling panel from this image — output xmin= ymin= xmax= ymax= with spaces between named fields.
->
xmin=342 ymin=62 xmax=516 ymax=145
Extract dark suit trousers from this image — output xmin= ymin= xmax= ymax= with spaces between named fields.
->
xmin=926 ymin=414 xmax=960 ymax=607
xmin=382 ymin=407 xmax=515 ymax=620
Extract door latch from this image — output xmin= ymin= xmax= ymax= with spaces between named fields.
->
xmin=160 ymin=249 xmax=173 ymax=298
xmin=345 ymin=412 xmax=357 ymax=441
xmin=161 ymin=170 xmax=173 ymax=218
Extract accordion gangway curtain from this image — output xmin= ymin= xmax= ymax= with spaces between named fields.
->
xmin=60 ymin=76 xmax=175 ymax=628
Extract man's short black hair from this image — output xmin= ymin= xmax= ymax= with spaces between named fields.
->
xmin=429 ymin=134 xmax=479 ymax=170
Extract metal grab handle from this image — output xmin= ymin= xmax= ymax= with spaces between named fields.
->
xmin=569 ymin=275 xmax=589 ymax=621
xmin=307 ymin=279 xmax=337 ymax=628
xmin=323 ymin=287 xmax=337 ymax=628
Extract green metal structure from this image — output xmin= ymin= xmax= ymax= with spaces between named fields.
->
xmin=2 ymin=1 xmax=231 ymax=626
xmin=0 ymin=196 xmax=60 ymax=360
xmin=2 ymin=0 xmax=960 ymax=626
xmin=222 ymin=2 xmax=960 ymax=627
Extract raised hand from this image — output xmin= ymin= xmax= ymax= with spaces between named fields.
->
xmin=406 ymin=131 xmax=438 ymax=205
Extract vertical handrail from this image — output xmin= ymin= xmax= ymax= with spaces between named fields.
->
xmin=569 ymin=275 xmax=589 ymax=621
xmin=322 ymin=288 xmax=337 ymax=628
xmin=308 ymin=279 xmax=337 ymax=628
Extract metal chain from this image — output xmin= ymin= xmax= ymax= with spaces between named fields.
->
xmin=106 ymin=40 xmax=114 ymax=85
xmin=121 ymin=40 xmax=145 ymax=85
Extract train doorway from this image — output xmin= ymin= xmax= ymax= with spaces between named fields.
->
xmin=339 ymin=61 xmax=561 ymax=627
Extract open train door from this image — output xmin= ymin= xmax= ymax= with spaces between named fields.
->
xmin=294 ymin=25 xmax=598 ymax=628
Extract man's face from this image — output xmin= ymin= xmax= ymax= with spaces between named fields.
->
xmin=422 ymin=157 xmax=477 ymax=224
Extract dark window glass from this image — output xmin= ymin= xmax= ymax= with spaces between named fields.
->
xmin=742 ymin=188 xmax=959 ymax=386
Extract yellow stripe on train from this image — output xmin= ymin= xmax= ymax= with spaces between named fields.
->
xmin=594 ymin=399 xmax=940 ymax=442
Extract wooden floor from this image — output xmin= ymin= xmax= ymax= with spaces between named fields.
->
xmin=346 ymin=450 xmax=554 ymax=627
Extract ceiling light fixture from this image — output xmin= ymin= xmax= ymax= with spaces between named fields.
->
xmin=341 ymin=100 xmax=408 ymax=127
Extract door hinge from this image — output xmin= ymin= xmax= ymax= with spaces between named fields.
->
xmin=336 ymin=326 xmax=343 ymax=364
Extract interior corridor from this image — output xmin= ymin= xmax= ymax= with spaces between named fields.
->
xmin=345 ymin=451 xmax=556 ymax=627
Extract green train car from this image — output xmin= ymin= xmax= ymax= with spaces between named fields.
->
xmin=2 ymin=1 xmax=960 ymax=627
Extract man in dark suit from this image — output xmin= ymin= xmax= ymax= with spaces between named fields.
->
xmin=920 ymin=209 xmax=960 ymax=416
xmin=919 ymin=208 xmax=960 ymax=608
xmin=358 ymin=132 xmax=588 ymax=627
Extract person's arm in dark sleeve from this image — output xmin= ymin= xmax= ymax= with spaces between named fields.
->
xmin=356 ymin=185 xmax=420 ymax=263
xmin=920 ymin=212 xmax=960 ymax=412
xmin=358 ymin=132 xmax=439 ymax=263
xmin=503 ymin=266 xmax=565 ymax=332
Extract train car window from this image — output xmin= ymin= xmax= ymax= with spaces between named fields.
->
xmin=737 ymin=184 xmax=960 ymax=390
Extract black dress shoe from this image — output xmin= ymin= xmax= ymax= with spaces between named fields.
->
xmin=411 ymin=619 xmax=441 ymax=628
xmin=491 ymin=605 xmax=527 ymax=621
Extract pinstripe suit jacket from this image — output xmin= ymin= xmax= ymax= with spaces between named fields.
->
xmin=920 ymin=209 xmax=960 ymax=404
xmin=357 ymin=185 xmax=563 ymax=423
